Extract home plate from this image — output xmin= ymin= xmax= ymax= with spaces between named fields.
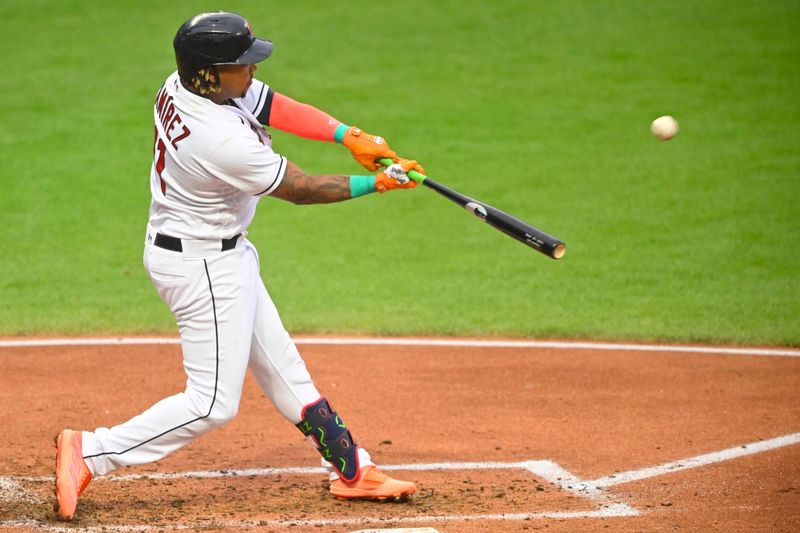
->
xmin=349 ymin=529 xmax=440 ymax=533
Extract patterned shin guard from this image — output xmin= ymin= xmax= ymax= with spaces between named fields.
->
xmin=296 ymin=398 xmax=359 ymax=482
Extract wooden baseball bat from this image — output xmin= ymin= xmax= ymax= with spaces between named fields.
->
xmin=378 ymin=159 xmax=566 ymax=260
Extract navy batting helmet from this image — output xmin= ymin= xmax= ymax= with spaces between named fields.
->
xmin=173 ymin=12 xmax=273 ymax=83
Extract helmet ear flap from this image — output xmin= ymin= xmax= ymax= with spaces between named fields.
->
xmin=175 ymin=53 xmax=193 ymax=85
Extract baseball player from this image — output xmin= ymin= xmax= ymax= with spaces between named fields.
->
xmin=54 ymin=12 xmax=423 ymax=520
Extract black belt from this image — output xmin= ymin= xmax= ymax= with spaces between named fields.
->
xmin=154 ymin=232 xmax=240 ymax=253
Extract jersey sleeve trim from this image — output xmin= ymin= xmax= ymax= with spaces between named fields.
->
xmin=255 ymin=155 xmax=286 ymax=197
xmin=257 ymin=88 xmax=274 ymax=125
xmin=250 ymin=83 xmax=266 ymax=116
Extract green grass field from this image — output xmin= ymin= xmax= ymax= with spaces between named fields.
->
xmin=1 ymin=0 xmax=798 ymax=345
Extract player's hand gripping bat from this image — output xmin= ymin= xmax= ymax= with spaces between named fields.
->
xmin=378 ymin=158 xmax=566 ymax=260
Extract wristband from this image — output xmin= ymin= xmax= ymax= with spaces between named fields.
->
xmin=334 ymin=124 xmax=349 ymax=144
xmin=349 ymin=175 xmax=376 ymax=198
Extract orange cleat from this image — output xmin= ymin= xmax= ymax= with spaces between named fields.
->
xmin=330 ymin=466 xmax=416 ymax=501
xmin=54 ymin=429 xmax=93 ymax=520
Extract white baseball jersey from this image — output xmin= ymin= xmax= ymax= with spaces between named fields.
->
xmin=148 ymin=71 xmax=286 ymax=240
xmin=80 ymin=72 xmax=375 ymax=482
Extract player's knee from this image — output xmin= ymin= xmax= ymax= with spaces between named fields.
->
xmin=185 ymin=385 xmax=240 ymax=426
xmin=206 ymin=400 xmax=239 ymax=427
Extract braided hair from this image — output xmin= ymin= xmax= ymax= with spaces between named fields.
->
xmin=184 ymin=66 xmax=221 ymax=95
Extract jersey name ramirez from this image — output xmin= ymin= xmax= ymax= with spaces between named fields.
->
xmin=155 ymin=85 xmax=191 ymax=149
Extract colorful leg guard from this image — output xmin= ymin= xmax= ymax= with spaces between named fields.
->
xmin=296 ymin=398 xmax=360 ymax=482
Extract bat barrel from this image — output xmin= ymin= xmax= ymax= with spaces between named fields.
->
xmin=484 ymin=205 xmax=566 ymax=259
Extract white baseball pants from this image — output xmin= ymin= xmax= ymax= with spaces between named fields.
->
xmin=81 ymin=229 xmax=371 ymax=477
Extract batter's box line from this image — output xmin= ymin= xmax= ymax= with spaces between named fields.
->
xmin=4 ymin=431 xmax=800 ymax=531
xmin=2 ymin=459 xmax=637 ymax=530
xmin=0 ymin=507 xmax=637 ymax=533
xmin=0 ymin=474 xmax=634 ymax=533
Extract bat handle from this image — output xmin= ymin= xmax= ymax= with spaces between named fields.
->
xmin=377 ymin=158 xmax=427 ymax=183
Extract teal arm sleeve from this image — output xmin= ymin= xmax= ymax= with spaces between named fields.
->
xmin=349 ymin=175 xmax=376 ymax=198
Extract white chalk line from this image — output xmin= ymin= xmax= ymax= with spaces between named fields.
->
xmin=0 ymin=477 xmax=42 ymax=505
xmin=0 ymin=506 xmax=637 ymax=532
xmin=352 ymin=528 xmax=439 ymax=533
xmin=1 ymin=459 xmax=634 ymax=531
xmin=5 ymin=430 xmax=800 ymax=531
xmin=13 ymin=461 xmax=541 ymax=483
xmin=589 ymin=431 xmax=800 ymax=488
xmin=0 ymin=336 xmax=798 ymax=357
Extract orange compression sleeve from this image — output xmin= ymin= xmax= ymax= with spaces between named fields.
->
xmin=268 ymin=91 xmax=342 ymax=142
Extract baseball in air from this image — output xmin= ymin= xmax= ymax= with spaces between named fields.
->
xmin=651 ymin=115 xmax=679 ymax=141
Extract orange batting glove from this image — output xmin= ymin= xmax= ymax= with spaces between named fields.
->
xmin=407 ymin=160 xmax=426 ymax=176
xmin=342 ymin=126 xmax=398 ymax=171
xmin=374 ymin=159 xmax=420 ymax=193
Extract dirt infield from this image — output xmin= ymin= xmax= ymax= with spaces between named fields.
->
xmin=1 ymin=338 xmax=799 ymax=532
